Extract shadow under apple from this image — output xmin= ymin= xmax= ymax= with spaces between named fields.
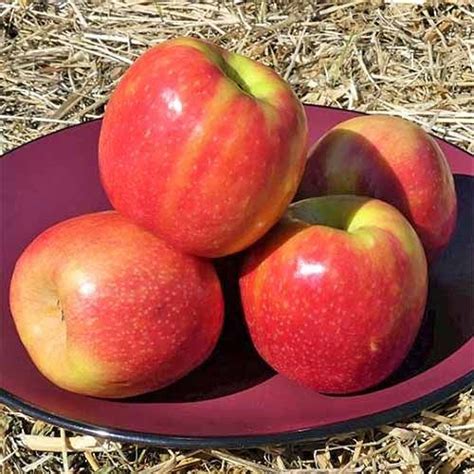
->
xmin=122 ymin=254 xmax=275 ymax=404
xmin=122 ymin=175 xmax=472 ymax=403
xmin=364 ymin=174 xmax=473 ymax=392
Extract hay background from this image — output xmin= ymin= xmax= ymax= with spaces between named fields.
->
xmin=1 ymin=0 xmax=473 ymax=472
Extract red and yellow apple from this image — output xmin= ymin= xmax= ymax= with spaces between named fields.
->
xmin=298 ymin=115 xmax=457 ymax=261
xmin=99 ymin=37 xmax=308 ymax=258
xmin=9 ymin=211 xmax=224 ymax=398
xmin=240 ymin=196 xmax=428 ymax=393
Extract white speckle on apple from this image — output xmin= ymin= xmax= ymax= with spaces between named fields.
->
xmin=79 ymin=281 xmax=96 ymax=296
xmin=31 ymin=324 xmax=44 ymax=336
xmin=296 ymin=259 xmax=326 ymax=277
xmin=161 ymin=88 xmax=183 ymax=116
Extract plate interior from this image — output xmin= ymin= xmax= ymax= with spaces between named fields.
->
xmin=1 ymin=106 xmax=472 ymax=443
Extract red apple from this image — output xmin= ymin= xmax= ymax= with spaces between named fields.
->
xmin=298 ymin=115 xmax=457 ymax=261
xmin=240 ymin=196 xmax=428 ymax=393
xmin=10 ymin=211 xmax=224 ymax=398
xmin=99 ymin=37 xmax=308 ymax=258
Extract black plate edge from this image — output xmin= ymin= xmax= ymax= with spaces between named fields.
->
xmin=1 ymin=371 xmax=472 ymax=449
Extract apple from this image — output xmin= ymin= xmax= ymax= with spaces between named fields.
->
xmin=99 ymin=37 xmax=308 ymax=258
xmin=9 ymin=211 xmax=224 ymax=398
xmin=240 ymin=196 xmax=428 ymax=393
xmin=298 ymin=115 xmax=457 ymax=261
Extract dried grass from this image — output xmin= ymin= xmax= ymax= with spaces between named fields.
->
xmin=1 ymin=0 xmax=473 ymax=472
xmin=1 ymin=391 xmax=473 ymax=472
xmin=1 ymin=0 xmax=473 ymax=153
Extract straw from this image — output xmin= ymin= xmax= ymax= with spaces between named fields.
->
xmin=1 ymin=1 xmax=473 ymax=472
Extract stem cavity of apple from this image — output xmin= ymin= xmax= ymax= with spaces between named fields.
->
xmin=57 ymin=299 xmax=65 ymax=322
xmin=221 ymin=60 xmax=253 ymax=97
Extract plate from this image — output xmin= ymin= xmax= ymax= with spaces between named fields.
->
xmin=1 ymin=105 xmax=472 ymax=448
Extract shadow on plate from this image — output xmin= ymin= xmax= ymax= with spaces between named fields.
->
xmin=123 ymin=254 xmax=275 ymax=404
xmin=124 ymin=175 xmax=473 ymax=403
xmin=371 ymin=174 xmax=473 ymax=392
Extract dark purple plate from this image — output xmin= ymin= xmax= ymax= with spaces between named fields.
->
xmin=1 ymin=105 xmax=473 ymax=448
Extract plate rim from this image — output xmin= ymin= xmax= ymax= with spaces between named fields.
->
xmin=1 ymin=104 xmax=473 ymax=160
xmin=1 ymin=373 xmax=472 ymax=448
xmin=1 ymin=104 xmax=473 ymax=448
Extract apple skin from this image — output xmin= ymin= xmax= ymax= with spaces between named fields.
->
xmin=9 ymin=211 xmax=224 ymax=398
xmin=298 ymin=115 xmax=457 ymax=261
xmin=99 ymin=37 xmax=308 ymax=258
xmin=240 ymin=196 xmax=428 ymax=394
